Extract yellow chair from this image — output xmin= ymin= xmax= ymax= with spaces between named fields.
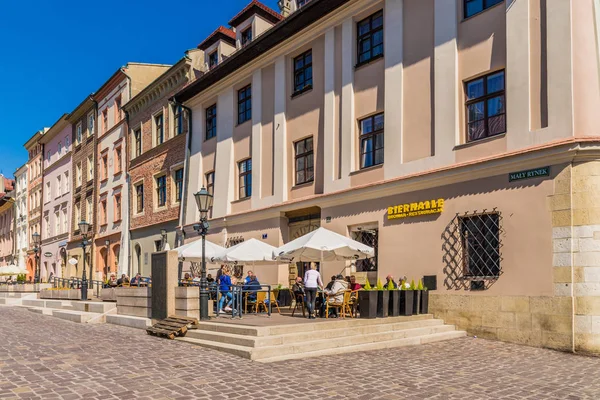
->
xmin=269 ymin=291 xmax=281 ymax=314
xmin=253 ymin=291 xmax=268 ymax=313
xmin=348 ymin=290 xmax=359 ymax=318
xmin=325 ymin=290 xmax=351 ymax=319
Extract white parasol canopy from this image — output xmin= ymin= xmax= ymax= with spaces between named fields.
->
xmin=274 ymin=227 xmax=374 ymax=262
xmin=213 ymin=238 xmax=278 ymax=264
xmin=175 ymin=239 xmax=225 ymax=262
xmin=0 ymin=264 xmax=28 ymax=276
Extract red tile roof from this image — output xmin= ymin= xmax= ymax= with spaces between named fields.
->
xmin=3 ymin=178 xmax=14 ymax=192
xmin=228 ymin=0 xmax=284 ymax=26
xmin=197 ymin=26 xmax=237 ymax=50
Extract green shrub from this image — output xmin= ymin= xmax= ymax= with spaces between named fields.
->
xmin=409 ymin=280 xmax=416 ymax=290
xmin=387 ymin=279 xmax=395 ymax=290
xmin=417 ymin=280 xmax=424 ymax=290
xmin=363 ymin=280 xmax=372 ymax=290
xmin=376 ymin=278 xmax=384 ymax=290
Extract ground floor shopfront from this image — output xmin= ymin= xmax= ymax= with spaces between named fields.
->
xmin=39 ymin=235 xmax=69 ymax=280
xmin=185 ymin=145 xmax=600 ymax=354
xmin=66 ymin=241 xmax=93 ymax=281
xmin=131 ymin=220 xmax=179 ymax=277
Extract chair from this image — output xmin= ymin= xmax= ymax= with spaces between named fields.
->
xmin=252 ymin=291 xmax=268 ymax=313
xmin=289 ymin=289 xmax=305 ymax=317
xmin=268 ymin=291 xmax=281 ymax=314
xmin=325 ymin=290 xmax=350 ymax=319
xmin=245 ymin=292 xmax=258 ymax=313
xmin=348 ymin=290 xmax=359 ymax=318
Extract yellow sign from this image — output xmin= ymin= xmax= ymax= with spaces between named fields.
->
xmin=387 ymin=199 xmax=445 ymax=219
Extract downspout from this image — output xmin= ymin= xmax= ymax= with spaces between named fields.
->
xmin=123 ymin=70 xmax=133 ymax=277
xmin=169 ymin=97 xmax=192 ymax=282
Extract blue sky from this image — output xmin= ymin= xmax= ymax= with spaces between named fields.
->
xmin=0 ymin=0 xmax=279 ymax=178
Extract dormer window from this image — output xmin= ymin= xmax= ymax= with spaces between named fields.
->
xmin=297 ymin=0 xmax=311 ymax=7
xmin=241 ymin=27 xmax=252 ymax=47
xmin=208 ymin=51 xmax=219 ymax=69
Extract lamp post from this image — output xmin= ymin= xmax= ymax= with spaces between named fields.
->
xmin=194 ymin=188 xmax=214 ymax=320
xmin=104 ymin=239 xmax=110 ymax=277
xmin=32 ymin=232 xmax=40 ymax=284
xmin=78 ymin=220 xmax=91 ymax=301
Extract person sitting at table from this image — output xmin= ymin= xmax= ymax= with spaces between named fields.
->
xmin=385 ymin=274 xmax=398 ymax=289
xmin=218 ymin=266 xmax=233 ymax=314
xmin=207 ymin=274 xmax=215 ymax=283
xmin=130 ymin=273 xmax=142 ymax=286
xmin=292 ymin=276 xmax=305 ymax=296
xmin=107 ymin=274 xmax=118 ymax=288
xmin=399 ymin=275 xmax=410 ymax=289
xmin=323 ymin=274 xmax=349 ymax=318
xmin=244 ymin=270 xmax=253 ymax=284
xmin=182 ymin=273 xmax=192 ymax=286
xmin=349 ymin=275 xmax=362 ymax=291
xmin=325 ymin=275 xmax=336 ymax=291
xmin=243 ymin=273 xmax=261 ymax=311
xmin=116 ymin=274 xmax=128 ymax=286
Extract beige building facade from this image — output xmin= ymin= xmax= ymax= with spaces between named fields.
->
xmin=174 ymin=0 xmax=600 ymax=353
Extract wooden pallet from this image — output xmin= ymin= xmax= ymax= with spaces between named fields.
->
xmin=146 ymin=316 xmax=199 ymax=340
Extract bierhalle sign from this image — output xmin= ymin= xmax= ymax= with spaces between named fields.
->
xmin=387 ymin=198 xmax=445 ymax=220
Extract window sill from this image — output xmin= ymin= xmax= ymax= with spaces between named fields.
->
xmin=453 ymin=132 xmax=505 ymax=150
xmin=100 ymin=178 xmax=108 ymax=184
xmin=351 ymin=163 xmax=383 ymax=175
xmin=204 ymin=135 xmax=217 ymax=143
xmin=291 ymin=85 xmax=313 ymax=99
xmin=154 ymin=206 xmax=168 ymax=213
xmin=133 ymin=212 xmax=145 ymax=218
xmin=113 ymin=171 xmax=123 ymax=178
xmin=292 ymin=180 xmax=314 ymax=190
xmin=232 ymin=197 xmax=251 ymax=204
xmin=100 ymin=223 xmax=108 ymax=228
xmin=355 ymin=54 xmax=384 ymax=70
xmin=113 ymin=219 xmax=122 ymax=224
xmin=236 ymin=120 xmax=251 ymax=128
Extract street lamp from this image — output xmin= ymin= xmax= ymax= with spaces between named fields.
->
xmin=78 ymin=220 xmax=91 ymax=301
xmin=104 ymin=239 xmax=110 ymax=277
xmin=194 ymin=187 xmax=214 ymax=320
xmin=32 ymin=232 xmax=40 ymax=284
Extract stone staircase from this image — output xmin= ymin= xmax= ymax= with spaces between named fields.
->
xmin=0 ymin=292 xmax=38 ymax=305
xmin=177 ymin=314 xmax=466 ymax=362
xmin=18 ymin=299 xmax=117 ymax=324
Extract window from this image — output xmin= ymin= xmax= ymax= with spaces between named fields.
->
xmin=359 ymin=112 xmax=384 ymax=169
xmin=86 ymin=197 xmax=93 ymax=224
xmin=114 ymin=194 xmax=122 ymax=222
xmin=294 ymin=137 xmax=314 ymax=185
xmin=237 ymin=85 xmax=252 ymax=124
xmin=74 ymin=203 xmax=81 ymax=230
xmin=136 ymin=183 xmax=144 ymax=213
xmin=45 ymin=182 xmax=51 ymax=203
xmin=76 ymin=123 xmax=83 ymax=145
xmin=293 ymin=50 xmax=313 ymax=94
xmin=115 ymin=146 xmax=122 ymax=174
xmin=206 ymin=171 xmax=214 ymax=195
xmin=100 ymin=199 xmax=107 ymax=225
xmin=58 ymin=142 xmax=62 ymax=155
xmin=101 ymin=154 xmax=108 ymax=180
xmin=208 ymin=51 xmax=218 ymax=69
xmin=87 ymin=155 xmax=94 ymax=181
xmin=297 ymin=0 xmax=311 ymax=6
xmin=47 ymin=151 xmax=51 ymax=163
xmin=354 ymin=229 xmax=378 ymax=272
xmin=134 ymin=128 xmax=142 ymax=157
xmin=464 ymin=0 xmax=503 ymax=18
xmin=76 ymin=163 xmax=82 ymax=187
xmin=66 ymin=136 xmax=70 ymax=148
xmin=174 ymin=168 xmax=184 ymax=203
xmin=173 ymin=105 xmax=183 ymax=135
xmin=88 ymin=112 xmax=95 ymax=136
xmin=114 ymin=95 xmax=122 ymax=123
xmin=155 ymin=240 xmax=163 ymax=252
xmin=204 ymin=104 xmax=218 ymax=140
xmin=459 ymin=212 xmax=501 ymax=278
xmin=238 ymin=159 xmax=252 ymax=199
xmin=156 ymin=175 xmax=167 ymax=207
xmin=357 ymin=11 xmax=384 ymax=65
xmin=44 ymin=216 xmax=49 ymax=238
xmin=465 ymin=70 xmax=506 ymax=142
xmin=62 ymin=209 xmax=68 ymax=234
xmin=102 ymin=109 xmax=108 ymax=133
xmin=55 ymin=211 xmax=60 ymax=235
xmin=64 ymin=172 xmax=69 ymax=193
xmin=57 ymin=175 xmax=62 ymax=197
xmin=155 ymin=113 xmax=164 ymax=145
xmin=241 ymin=27 xmax=252 ymax=47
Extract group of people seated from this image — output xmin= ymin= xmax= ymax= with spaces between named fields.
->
xmin=104 ymin=273 xmax=148 ymax=288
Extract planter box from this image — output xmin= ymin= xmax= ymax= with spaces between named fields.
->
xmin=101 ymin=288 xmax=117 ymax=302
xmin=413 ymin=290 xmax=422 ymax=315
xmin=420 ymin=290 xmax=429 ymax=314
xmin=358 ymin=290 xmax=377 ymax=319
xmin=400 ymin=290 xmax=414 ymax=316
xmin=388 ymin=290 xmax=400 ymax=317
xmin=376 ymin=290 xmax=389 ymax=318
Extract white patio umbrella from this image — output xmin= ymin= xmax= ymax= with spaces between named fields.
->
xmin=274 ymin=227 xmax=374 ymax=262
xmin=212 ymin=238 xmax=278 ymax=264
xmin=0 ymin=265 xmax=28 ymax=276
xmin=175 ymin=239 xmax=225 ymax=262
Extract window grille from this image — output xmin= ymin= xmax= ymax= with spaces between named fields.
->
xmin=353 ymin=229 xmax=378 ymax=272
xmin=442 ymin=209 xmax=503 ymax=290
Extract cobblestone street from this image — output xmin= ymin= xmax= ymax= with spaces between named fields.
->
xmin=1 ymin=307 xmax=600 ymax=399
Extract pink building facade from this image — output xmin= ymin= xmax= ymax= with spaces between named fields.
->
xmin=0 ymin=176 xmax=15 ymax=268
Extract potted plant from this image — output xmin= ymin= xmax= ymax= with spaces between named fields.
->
xmin=357 ymin=280 xmax=377 ymax=319
xmin=411 ymin=279 xmax=421 ymax=315
xmin=399 ymin=281 xmax=414 ymax=316
xmin=376 ymin=278 xmax=389 ymax=318
xmin=387 ymin=279 xmax=400 ymax=317
xmin=419 ymin=280 xmax=429 ymax=314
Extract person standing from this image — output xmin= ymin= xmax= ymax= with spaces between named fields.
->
xmin=303 ymin=263 xmax=323 ymax=319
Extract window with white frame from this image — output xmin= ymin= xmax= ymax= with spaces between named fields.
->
xmin=88 ymin=112 xmax=95 ymax=136
xmin=74 ymin=203 xmax=81 ymax=230
xmin=64 ymin=171 xmax=69 ymax=193
xmin=62 ymin=208 xmax=68 ymax=234
xmin=87 ymin=155 xmax=94 ymax=181
xmin=86 ymin=197 xmax=93 ymax=224
xmin=57 ymin=175 xmax=62 ymax=198
xmin=45 ymin=182 xmax=51 ymax=203
xmin=76 ymin=123 xmax=83 ymax=145
xmin=55 ymin=211 xmax=60 ymax=235
xmin=76 ymin=163 xmax=82 ymax=187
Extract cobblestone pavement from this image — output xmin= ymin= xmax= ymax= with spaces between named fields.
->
xmin=1 ymin=307 xmax=600 ymax=399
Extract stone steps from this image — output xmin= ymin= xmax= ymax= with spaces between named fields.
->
xmin=51 ymin=309 xmax=115 ymax=324
xmin=106 ymin=314 xmax=152 ymax=329
xmin=177 ymin=315 xmax=466 ymax=362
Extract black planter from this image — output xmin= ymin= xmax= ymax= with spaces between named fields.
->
xmin=277 ymin=290 xmax=291 ymax=307
xmin=399 ymin=290 xmax=414 ymax=316
xmin=420 ymin=290 xmax=429 ymax=314
xmin=413 ymin=290 xmax=422 ymax=315
xmin=377 ymin=290 xmax=389 ymax=318
xmin=388 ymin=290 xmax=400 ymax=317
xmin=358 ymin=290 xmax=378 ymax=319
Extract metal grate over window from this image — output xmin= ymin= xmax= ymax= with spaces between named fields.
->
xmin=442 ymin=210 xmax=503 ymax=290
xmin=354 ymin=229 xmax=378 ymax=272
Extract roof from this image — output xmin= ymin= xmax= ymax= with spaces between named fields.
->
xmin=197 ymin=26 xmax=237 ymax=51
xmin=39 ymin=114 xmax=70 ymax=144
xmin=23 ymin=129 xmax=46 ymax=150
xmin=176 ymin=0 xmax=349 ymax=103
xmin=228 ymin=0 xmax=284 ymax=27
xmin=3 ymin=177 xmax=14 ymax=192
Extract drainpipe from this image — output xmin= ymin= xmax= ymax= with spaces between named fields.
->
xmin=169 ymin=98 xmax=192 ymax=282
